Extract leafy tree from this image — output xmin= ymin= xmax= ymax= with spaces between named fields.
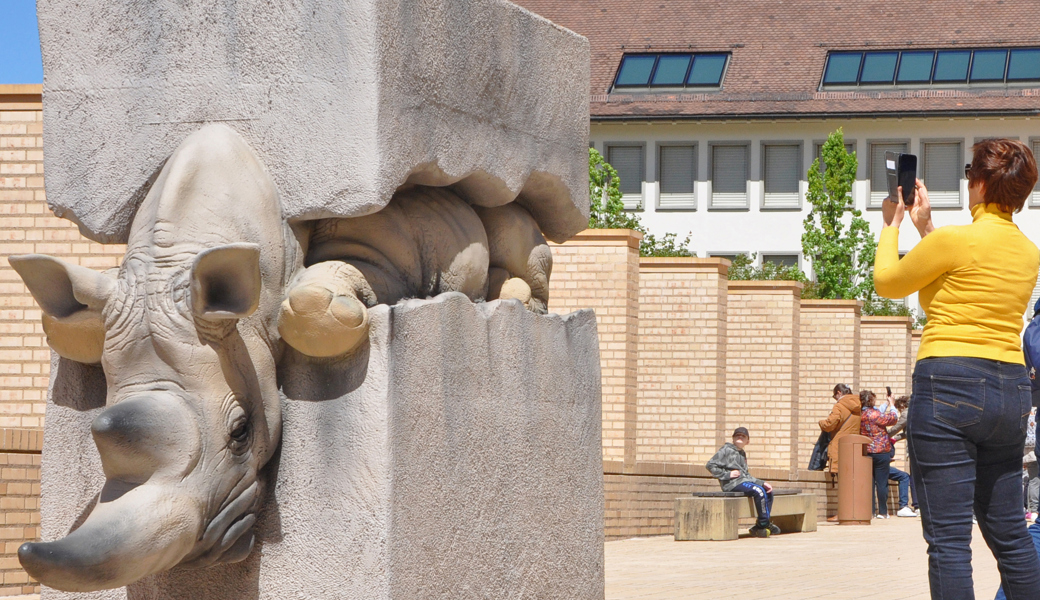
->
xmin=587 ymin=147 xmax=693 ymax=257
xmin=801 ymin=128 xmax=876 ymax=301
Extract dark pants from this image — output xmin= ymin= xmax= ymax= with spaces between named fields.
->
xmin=887 ymin=448 xmax=917 ymax=509
xmin=909 ymin=357 xmax=1040 ymax=600
xmin=733 ymin=481 xmax=773 ymax=527
xmin=869 ymin=451 xmax=892 ymax=516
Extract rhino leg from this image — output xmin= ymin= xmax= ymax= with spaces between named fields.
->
xmin=474 ymin=204 xmax=552 ymax=314
xmin=278 ymin=261 xmax=377 ymax=358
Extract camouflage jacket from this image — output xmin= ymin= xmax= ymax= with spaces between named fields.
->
xmin=705 ymin=442 xmax=765 ymax=492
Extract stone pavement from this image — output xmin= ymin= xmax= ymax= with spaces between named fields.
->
xmin=606 ymin=517 xmax=1006 ymax=600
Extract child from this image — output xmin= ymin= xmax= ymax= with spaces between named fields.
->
xmin=706 ymin=427 xmax=779 ymax=537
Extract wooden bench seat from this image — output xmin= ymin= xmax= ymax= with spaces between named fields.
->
xmin=674 ymin=492 xmax=817 ymax=541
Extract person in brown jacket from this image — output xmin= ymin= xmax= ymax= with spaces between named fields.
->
xmin=819 ymin=383 xmax=862 ymax=474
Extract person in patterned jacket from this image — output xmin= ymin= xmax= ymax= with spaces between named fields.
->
xmin=706 ymin=427 xmax=779 ymax=537
xmin=860 ymin=390 xmax=899 ymax=518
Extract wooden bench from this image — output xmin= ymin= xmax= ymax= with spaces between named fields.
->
xmin=674 ymin=490 xmax=817 ymax=541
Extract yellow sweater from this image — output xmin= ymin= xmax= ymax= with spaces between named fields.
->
xmin=874 ymin=203 xmax=1040 ymax=364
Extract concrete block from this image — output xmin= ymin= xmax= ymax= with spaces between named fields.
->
xmin=35 ymin=0 xmax=590 ymax=244
xmin=39 ymin=295 xmax=604 ymax=599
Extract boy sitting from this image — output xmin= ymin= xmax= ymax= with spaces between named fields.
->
xmin=706 ymin=427 xmax=779 ymax=537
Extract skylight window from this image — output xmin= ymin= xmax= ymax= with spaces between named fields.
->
xmin=1008 ymin=49 xmax=1040 ymax=81
xmin=932 ymin=50 xmax=970 ymax=82
xmin=822 ymin=47 xmax=1040 ymax=87
xmin=612 ymin=53 xmax=730 ymax=90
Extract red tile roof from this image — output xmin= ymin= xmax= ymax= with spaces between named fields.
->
xmin=511 ymin=0 xmax=1040 ymax=119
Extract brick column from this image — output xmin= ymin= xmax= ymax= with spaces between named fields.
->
xmin=798 ymin=300 xmax=861 ymax=472
xmin=636 ymin=257 xmax=728 ymax=467
xmin=910 ymin=329 xmax=923 ymax=375
xmin=549 ymin=229 xmax=641 ymax=469
xmin=860 ymin=316 xmax=913 ymax=471
xmin=859 ymin=316 xmax=913 ymax=398
xmin=725 ymin=281 xmax=802 ymax=471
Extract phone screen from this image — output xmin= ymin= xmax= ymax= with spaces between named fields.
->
xmin=898 ymin=154 xmax=917 ymax=206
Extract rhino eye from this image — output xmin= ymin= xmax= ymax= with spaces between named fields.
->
xmin=228 ymin=420 xmax=249 ymax=453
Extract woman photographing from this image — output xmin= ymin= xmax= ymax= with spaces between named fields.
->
xmin=874 ymin=139 xmax=1040 ymax=599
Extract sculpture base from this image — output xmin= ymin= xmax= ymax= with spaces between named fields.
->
xmin=40 ymin=294 xmax=604 ymax=599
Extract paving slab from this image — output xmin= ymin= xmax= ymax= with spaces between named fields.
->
xmin=606 ymin=517 xmax=1006 ymax=600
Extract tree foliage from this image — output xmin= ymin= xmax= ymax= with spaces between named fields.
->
xmin=727 ymin=253 xmax=821 ymax=298
xmin=801 ymin=128 xmax=876 ymax=301
xmin=587 ymin=147 xmax=694 ymax=257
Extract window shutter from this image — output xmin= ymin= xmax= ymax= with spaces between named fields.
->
xmin=924 ymin=142 xmax=962 ymax=207
xmin=711 ymin=145 xmax=748 ymax=208
xmin=607 ymin=145 xmax=645 ymax=209
xmin=764 ymin=144 xmax=800 ymax=208
xmin=870 ymin=142 xmax=908 ymax=207
xmin=659 ymin=145 xmax=696 ymax=209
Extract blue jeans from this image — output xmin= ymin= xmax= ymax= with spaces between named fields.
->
xmin=887 ymin=449 xmax=917 ymax=509
xmin=870 ymin=451 xmax=892 ymax=516
xmin=909 ymin=357 xmax=1040 ymax=600
xmin=733 ymin=482 xmax=773 ymax=527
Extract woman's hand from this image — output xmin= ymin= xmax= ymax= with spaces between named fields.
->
xmin=881 ymin=190 xmax=905 ymax=230
xmin=909 ymin=178 xmax=935 ymax=238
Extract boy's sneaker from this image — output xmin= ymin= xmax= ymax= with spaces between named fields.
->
xmin=748 ymin=525 xmax=770 ymax=538
xmin=767 ymin=523 xmax=781 ymax=536
xmin=876 ymin=514 xmax=889 ymax=519
xmin=897 ymin=506 xmax=917 ymax=517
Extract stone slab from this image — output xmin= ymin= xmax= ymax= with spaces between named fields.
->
xmin=35 ymin=0 xmax=591 ymax=244
xmin=674 ymin=494 xmax=817 ymax=541
xmin=39 ymin=294 xmax=604 ymax=599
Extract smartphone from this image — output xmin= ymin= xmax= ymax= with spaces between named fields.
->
xmin=886 ymin=151 xmax=917 ymax=206
xmin=886 ymin=386 xmax=892 ymax=396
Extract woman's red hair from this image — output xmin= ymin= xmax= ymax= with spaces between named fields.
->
xmin=967 ymin=138 xmax=1038 ymax=214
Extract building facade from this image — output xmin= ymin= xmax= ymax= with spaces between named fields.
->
xmin=515 ymin=0 xmax=1040 ymax=314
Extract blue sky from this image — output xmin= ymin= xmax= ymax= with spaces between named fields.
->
xmin=0 ymin=0 xmax=43 ymax=84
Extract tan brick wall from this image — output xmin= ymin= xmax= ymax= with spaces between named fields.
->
xmin=548 ymin=229 xmax=641 ymax=466
xmin=636 ymin=258 xmax=728 ymax=466
xmin=0 ymin=86 xmax=121 ymax=596
xmin=860 ymin=316 xmax=913 ymax=471
xmin=798 ymin=300 xmax=861 ymax=472
xmin=725 ymin=281 xmax=802 ymax=471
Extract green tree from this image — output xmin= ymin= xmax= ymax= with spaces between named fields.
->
xmin=727 ymin=253 xmax=821 ymax=298
xmin=801 ymin=128 xmax=876 ymax=301
xmin=587 ymin=147 xmax=693 ymax=257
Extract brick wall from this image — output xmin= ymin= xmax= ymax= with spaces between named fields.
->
xmin=0 ymin=86 xmax=123 ymax=596
xmin=636 ymin=258 xmax=728 ymax=466
xmin=725 ymin=281 xmax=802 ymax=471
xmin=548 ymin=229 xmax=641 ymax=466
xmin=798 ymin=300 xmax=861 ymax=472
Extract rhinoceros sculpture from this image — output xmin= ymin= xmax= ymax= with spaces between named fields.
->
xmin=9 ymin=124 xmax=553 ymax=592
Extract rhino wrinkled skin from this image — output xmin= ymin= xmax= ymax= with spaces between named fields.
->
xmin=8 ymin=124 xmax=553 ymax=592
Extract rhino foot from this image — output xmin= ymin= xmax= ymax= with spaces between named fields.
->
xmin=279 ymin=261 xmax=375 ymax=358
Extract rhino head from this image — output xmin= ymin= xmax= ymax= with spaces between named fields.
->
xmin=6 ymin=125 xmax=355 ymax=591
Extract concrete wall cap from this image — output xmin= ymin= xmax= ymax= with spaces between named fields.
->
xmin=727 ymin=280 xmax=803 ymax=294
xmin=0 ymin=84 xmax=43 ymax=110
xmin=551 ymin=228 xmax=644 ymax=249
xmin=639 ymin=256 xmax=730 ymax=275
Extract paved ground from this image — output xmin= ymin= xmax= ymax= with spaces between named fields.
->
xmin=606 ymin=517 xmax=1005 ymax=600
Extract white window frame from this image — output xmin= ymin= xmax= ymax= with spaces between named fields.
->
xmin=867 ymin=139 xmax=910 ymax=209
xmin=708 ymin=141 xmax=751 ymax=210
xmin=655 ymin=142 xmax=697 ymax=210
xmin=920 ymin=139 xmax=965 ymax=209
xmin=760 ymin=252 xmax=802 ymax=271
xmin=605 ymin=142 xmax=646 ymax=211
xmin=1031 ymin=137 xmax=1040 ymax=208
xmin=761 ymin=141 xmax=803 ymax=210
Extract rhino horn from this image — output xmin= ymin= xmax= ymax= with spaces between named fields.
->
xmin=18 ymin=483 xmax=201 ymax=592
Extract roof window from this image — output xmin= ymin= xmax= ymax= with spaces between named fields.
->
xmin=613 ymin=53 xmax=729 ymax=91
xmin=822 ymin=48 xmax=1040 ymax=88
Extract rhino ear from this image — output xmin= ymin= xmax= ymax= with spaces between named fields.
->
xmin=190 ymin=244 xmax=261 ymax=320
xmin=7 ymin=255 xmax=114 ymax=364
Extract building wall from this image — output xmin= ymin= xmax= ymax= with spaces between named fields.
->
xmin=592 ymin=116 xmax=1040 ymax=318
